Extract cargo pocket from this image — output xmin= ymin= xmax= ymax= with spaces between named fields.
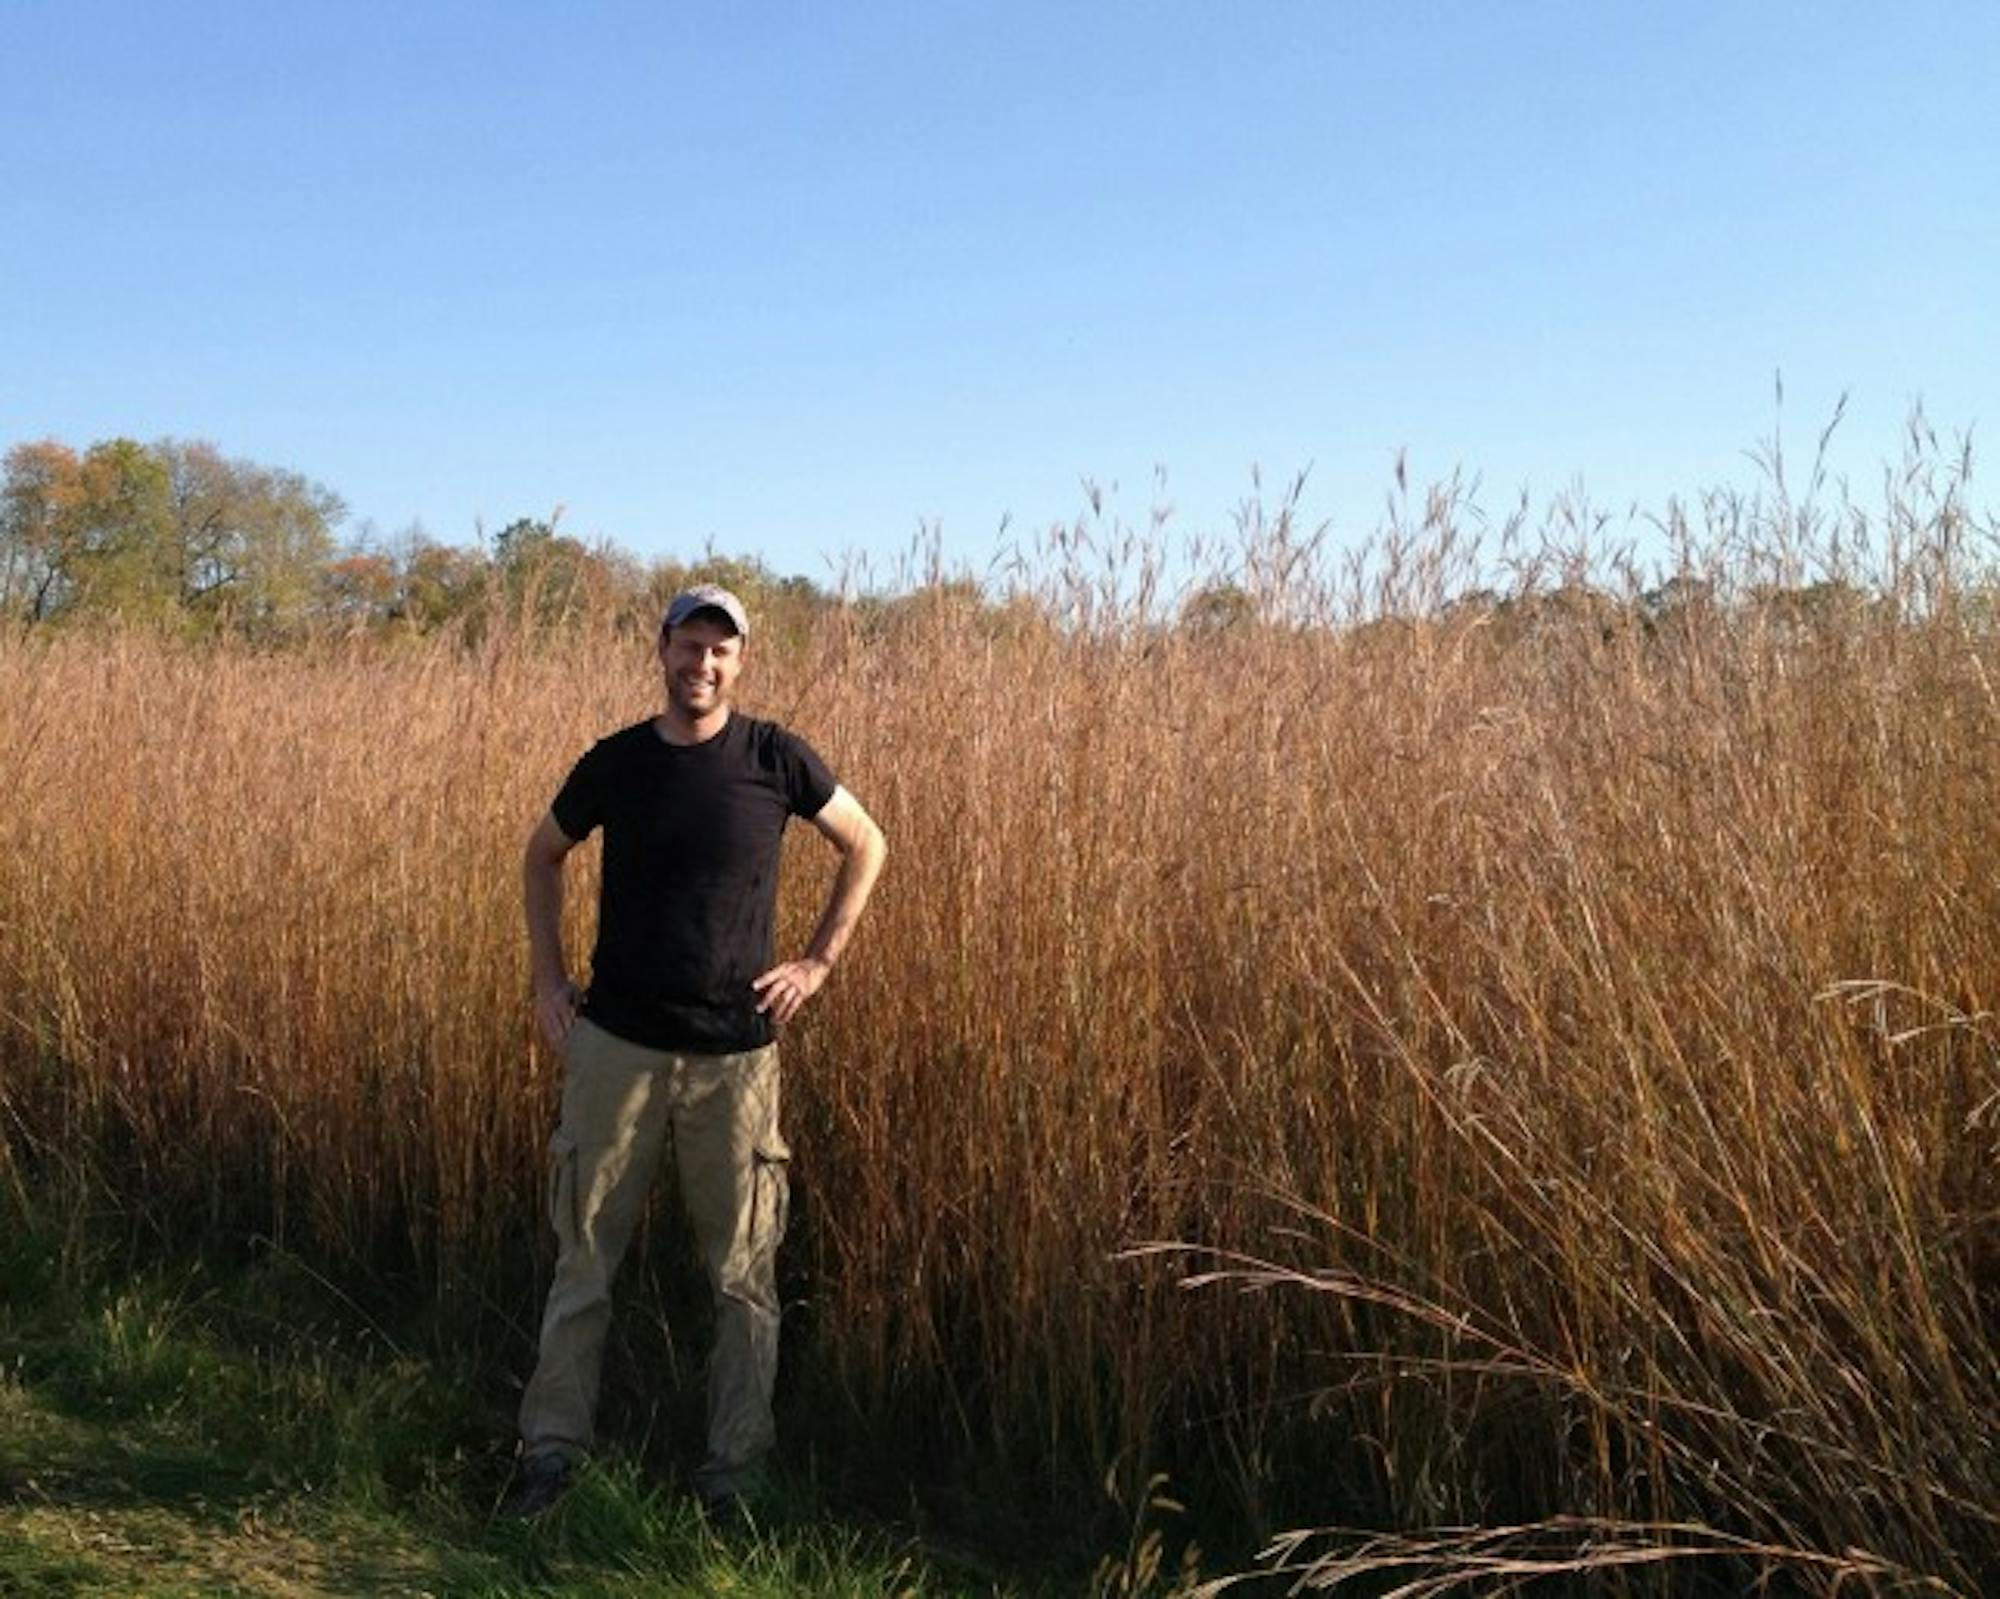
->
xmin=749 ymin=1136 xmax=791 ymax=1257
xmin=546 ymin=1132 xmax=581 ymax=1249
xmin=726 ymin=1045 xmax=790 ymax=1280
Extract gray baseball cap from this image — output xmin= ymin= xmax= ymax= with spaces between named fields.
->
xmin=662 ymin=584 xmax=749 ymax=638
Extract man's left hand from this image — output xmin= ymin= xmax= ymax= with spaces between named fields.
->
xmin=752 ymin=956 xmax=831 ymax=1025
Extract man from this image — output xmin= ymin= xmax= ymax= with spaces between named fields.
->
xmin=510 ymin=584 xmax=887 ymax=1521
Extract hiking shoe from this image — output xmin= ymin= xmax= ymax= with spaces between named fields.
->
xmin=507 ymin=1452 xmax=573 ymax=1518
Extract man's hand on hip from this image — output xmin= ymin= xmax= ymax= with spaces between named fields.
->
xmin=535 ymin=979 xmax=581 ymax=1049
xmin=752 ymin=957 xmax=831 ymax=1026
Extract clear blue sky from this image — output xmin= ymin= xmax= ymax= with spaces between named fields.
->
xmin=5 ymin=1 xmax=1994 ymax=585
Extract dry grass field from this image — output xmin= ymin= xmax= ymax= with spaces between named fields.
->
xmin=3 ymin=452 xmax=1996 ymax=1592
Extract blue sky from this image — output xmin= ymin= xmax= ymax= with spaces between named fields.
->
xmin=4 ymin=1 xmax=1994 ymax=586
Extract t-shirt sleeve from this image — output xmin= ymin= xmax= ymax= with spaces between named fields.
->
xmin=550 ymin=741 xmax=612 ymax=841
xmin=775 ymin=728 xmax=839 ymax=819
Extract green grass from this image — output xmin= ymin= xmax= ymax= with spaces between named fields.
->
xmin=0 ymin=1227 xmax=1144 ymax=1599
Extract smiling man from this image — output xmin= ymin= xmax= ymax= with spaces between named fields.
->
xmin=510 ymin=583 xmax=887 ymax=1522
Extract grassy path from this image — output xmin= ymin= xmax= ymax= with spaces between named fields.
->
xmin=0 ymin=1248 xmax=1055 ymax=1599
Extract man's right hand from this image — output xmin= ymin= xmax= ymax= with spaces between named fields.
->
xmin=534 ymin=979 xmax=581 ymax=1049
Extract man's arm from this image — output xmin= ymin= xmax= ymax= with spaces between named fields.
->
xmin=752 ymin=785 xmax=887 ymax=1025
xmin=524 ymin=811 xmax=582 ymax=1047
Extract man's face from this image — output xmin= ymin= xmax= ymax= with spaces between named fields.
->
xmin=659 ymin=615 xmax=744 ymax=719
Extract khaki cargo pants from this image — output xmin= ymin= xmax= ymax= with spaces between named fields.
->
xmin=518 ymin=1016 xmax=790 ymax=1500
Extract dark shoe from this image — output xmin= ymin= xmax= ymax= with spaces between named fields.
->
xmin=698 ymin=1488 xmax=758 ymax=1535
xmin=694 ymin=1453 xmax=771 ymax=1535
xmin=507 ymin=1452 xmax=573 ymax=1518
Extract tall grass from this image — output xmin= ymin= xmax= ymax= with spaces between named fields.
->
xmin=2 ymin=429 xmax=1995 ymax=1592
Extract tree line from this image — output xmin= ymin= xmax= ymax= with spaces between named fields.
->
xmin=0 ymin=436 xmax=832 ymax=641
xmin=7 ymin=434 xmax=1935 ymax=648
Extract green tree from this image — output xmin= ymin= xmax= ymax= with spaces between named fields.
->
xmin=1178 ymin=581 xmax=1257 ymax=633
xmin=490 ymin=516 xmax=556 ymax=571
xmin=3 ymin=437 xmax=343 ymax=633
xmin=641 ymin=553 xmax=833 ymax=647
xmin=72 ymin=440 xmax=179 ymax=619
xmin=493 ymin=517 xmax=642 ymax=630
xmin=156 ymin=440 xmax=344 ymax=633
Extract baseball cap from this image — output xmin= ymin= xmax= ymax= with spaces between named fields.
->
xmin=662 ymin=584 xmax=750 ymax=638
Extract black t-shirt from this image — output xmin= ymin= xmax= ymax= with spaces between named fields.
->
xmin=551 ymin=714 xmax=838 ymax=1053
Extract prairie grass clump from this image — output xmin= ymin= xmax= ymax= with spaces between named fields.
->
xmin=1 ymin=423 xmax=1995 ymax=1592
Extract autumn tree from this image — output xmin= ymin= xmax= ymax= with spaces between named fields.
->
xmin=0 ymin=440 xmax=78 ymax=621
xmin=320 ymin=548 xmax=401 ymax=627
xmin=392 ymin=536 xmax=492 ymax=629
xmin=1 ymin=439 xmax=177 ymax=622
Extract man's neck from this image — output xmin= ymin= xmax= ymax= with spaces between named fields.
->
xmin=653 ymin=704 xmax=731 ymax=746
